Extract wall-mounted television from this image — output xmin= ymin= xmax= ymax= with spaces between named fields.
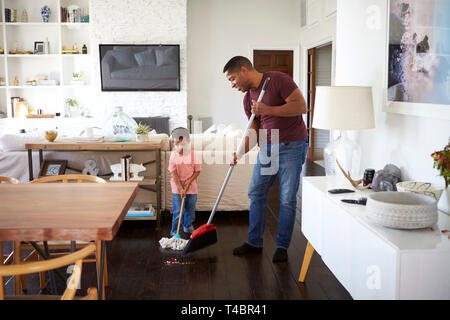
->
xmin=99 ymin=44 xmax=180 ymax=91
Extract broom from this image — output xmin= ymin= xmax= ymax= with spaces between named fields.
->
xmin=159 ymin=196 xmax=188 ymax=250
xmin=183 ymin=77 xmax=271 ymax=255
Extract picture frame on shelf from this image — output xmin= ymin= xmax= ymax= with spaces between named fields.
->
xmin=34 ymin=41 xmax=44 ymax=54
xmin=39 ymin=160 xmax=68 ymax=177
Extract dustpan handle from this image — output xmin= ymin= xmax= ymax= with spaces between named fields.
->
xmin=207 ymin=77 xmax=270 ymax=225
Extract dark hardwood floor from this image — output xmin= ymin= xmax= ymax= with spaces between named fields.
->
xmin=3 ymin=160 xmax=352 ymax=300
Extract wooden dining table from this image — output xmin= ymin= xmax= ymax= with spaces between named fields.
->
xmin=0 ymin=182 xmax=139 ymax=300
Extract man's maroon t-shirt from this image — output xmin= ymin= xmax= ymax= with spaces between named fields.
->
xmin=244 ymin=71 xmax=308 ymax=143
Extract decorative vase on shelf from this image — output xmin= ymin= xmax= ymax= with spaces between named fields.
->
xmin=21 ymin=9 xmax=28 ymax=22
xmin=102 ymin=107 xmax=138 ymax=142
xmin=41 ymin=5 xmax=51 ymax=23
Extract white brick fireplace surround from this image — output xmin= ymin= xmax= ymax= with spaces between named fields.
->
xmin=91 ymin=0 xmax=187 ymax=130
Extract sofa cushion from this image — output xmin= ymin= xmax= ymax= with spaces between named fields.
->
xmin=110 ymin=65 xmax=178 ymax=80
xmin=0 ymin=133 xmax=46 ymax=152
xmin=150 ymin=133 xmax=170 ymax=151
xmin=222 ymin=123 xmax=243 ymax=137
xmin=110 ymin=47 xmax=138 ymax=68
xmin=155 ymin=47 xmax=178 ymax=66
xmin=134 ymin=49 xmax=156 ymax=66
xmin=189 ymin=132 xmax=258 ymax=152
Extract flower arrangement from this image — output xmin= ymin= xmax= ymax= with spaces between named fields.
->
xmin=135 ymin=123 xmax=151 ymax=135
xmin=431 ymin=139 xmax=450 ymax=189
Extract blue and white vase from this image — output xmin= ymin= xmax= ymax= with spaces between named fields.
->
xmin=41 ymin=5 xmax=51 ymax=23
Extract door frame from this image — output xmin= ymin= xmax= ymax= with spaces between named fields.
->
xmin=301 ymin=36 xmax=336 ymax=143
xmin=248 ymin=45 xmax=300 ymax=86
xmin=301 ymin=36 xmax=335 ymax=94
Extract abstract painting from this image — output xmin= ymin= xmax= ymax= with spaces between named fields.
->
xmin=387 ymin=0 xmax=450 ymax=106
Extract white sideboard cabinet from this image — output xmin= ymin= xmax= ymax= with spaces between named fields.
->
xmin=299 ymin=176 xmax=450 ymax=300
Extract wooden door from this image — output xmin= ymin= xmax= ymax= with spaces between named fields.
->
xmin=253 ymin=50 xmax=293 ymax=78
xmin=306 ymin=48 xmax=316 ymax=161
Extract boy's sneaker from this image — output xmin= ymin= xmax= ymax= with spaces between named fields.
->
xmin=233 ymin=242 xmax=262 ymax=255
xmin=183 ymin=225 xmax=194 ymax=233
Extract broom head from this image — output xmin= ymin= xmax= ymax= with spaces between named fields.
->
xmin=182 ymin=224 xmax=217 ymax=255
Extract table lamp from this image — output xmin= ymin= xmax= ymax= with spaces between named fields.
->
xmin=312 ymin=86 xmax=374 ymax=182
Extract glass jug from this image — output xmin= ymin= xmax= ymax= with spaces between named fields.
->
xmin=102 ymin=106 xmax=138 ymax=142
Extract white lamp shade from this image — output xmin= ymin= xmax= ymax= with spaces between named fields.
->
xmin=312 ymin=86 xmax=375 ymax=130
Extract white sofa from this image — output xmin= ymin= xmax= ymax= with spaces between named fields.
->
xmin=0 ymin=124 xmax=257 ymax=212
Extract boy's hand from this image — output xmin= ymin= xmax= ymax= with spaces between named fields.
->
xmin=177 ymin=182 xmax=184 ymax=194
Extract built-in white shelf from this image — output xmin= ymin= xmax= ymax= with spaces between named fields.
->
xmin=0 ymin=0 xmax=91 ymax=119
xmin=6 ymin=54 xmax=90 ymax=58
xmin=8 ymin=86 xmax=61 ymax=89
xmin=7 ymin=54 xmax=61 ymax=58
xmin=4 ymin=22 xmax=60 ymax=26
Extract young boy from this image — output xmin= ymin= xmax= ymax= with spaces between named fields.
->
xmin=168 ymin=127 xmax=201 ymax=238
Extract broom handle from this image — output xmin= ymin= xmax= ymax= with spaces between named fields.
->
xmin=207 ymin=77 xmax=270 ymax=225
xmin=176 ymin=196 xmax=186 ymax=235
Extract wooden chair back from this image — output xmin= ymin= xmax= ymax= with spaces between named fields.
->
xmin=29 ymin=174 xmax=106 ymax=184
xmin=0 ymin=244 xmax=98 ymax=300
xmin=0 ymin=176 xmax=20 ymax=184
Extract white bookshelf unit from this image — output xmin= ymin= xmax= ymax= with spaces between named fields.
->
xmin=0 ymin=0 xmax=92 ymax=119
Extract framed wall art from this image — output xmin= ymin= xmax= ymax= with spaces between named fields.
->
xmin=384 ymin=0 xmax=450 ymax=120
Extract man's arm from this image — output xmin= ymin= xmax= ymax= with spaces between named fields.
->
xmin=251 ymin=88 xmax=307 ymax=117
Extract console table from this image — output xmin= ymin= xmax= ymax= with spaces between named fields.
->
xmin=299 ymin=176 xmax=450 ymax=299
xmin=25 ymin=140 xmax=163 ymax=228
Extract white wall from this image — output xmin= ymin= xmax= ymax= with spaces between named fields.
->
xmin=90 ymin=0 xmax=187 ymax=130
xmin=187 ymin=0 xmax=301 ymax=130
xmin=299 ymin=1 xmax=336 ymax=94
xmin=335 ymin=0 xmax=450 ymax=187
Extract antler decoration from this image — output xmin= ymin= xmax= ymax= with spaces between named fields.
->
xmin=335 ymin=159 xmax=370 ymax=189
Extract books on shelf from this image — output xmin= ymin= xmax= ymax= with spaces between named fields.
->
xmin=62 ymin=50 xmax=80 ymax=54
xmin=121 ymin=155 xmax=132 ymax=181
xmin=126 ymin=204 xmax=155 ymax=218
xmin=61 ymin=6 xmax=89 ymax=23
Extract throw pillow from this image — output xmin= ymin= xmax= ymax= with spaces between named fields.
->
xmin=222 ymin=123 xmax=243 ymax=137
xmin=110 ymin=47 xmax=137 ymax=68
xmin=155 ymin=47 xmax=178 ymax=66
xmin=134 ymin=49 xmax=156 ymax=66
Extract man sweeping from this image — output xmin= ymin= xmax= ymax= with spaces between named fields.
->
xmin=223 ymin=56 xmax=308 ymax=262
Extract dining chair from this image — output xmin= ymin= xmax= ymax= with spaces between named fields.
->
xmin=18 ymin=174 xmax=108 ymax=297
xmin=0 ymin=176 xmax=20 ymax=184
xmin=0 ymin=244 xmax=98 ymax=300
xmin=0 ymin=176 xmax=32 ymax=294
xmin=0 ymin=176 xmax=19 ymax=265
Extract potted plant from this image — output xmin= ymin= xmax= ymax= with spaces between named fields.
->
xmin=65 ymin=98 xmax=80 ymax=117
xmin=431 ymin=139 xmax=450 ymax=214
xmin=135 ymin=122 xmax=151 ymax=142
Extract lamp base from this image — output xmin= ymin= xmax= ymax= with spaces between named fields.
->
xmin=324 ymin=131 xmax=362 ymax=180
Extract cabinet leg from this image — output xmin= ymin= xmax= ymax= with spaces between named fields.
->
xmin=298 ymin=241 xmax=315 ymax=283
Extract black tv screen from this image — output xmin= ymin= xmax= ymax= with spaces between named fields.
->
xmin=99 ymin=44 xmax=180 ymax=91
